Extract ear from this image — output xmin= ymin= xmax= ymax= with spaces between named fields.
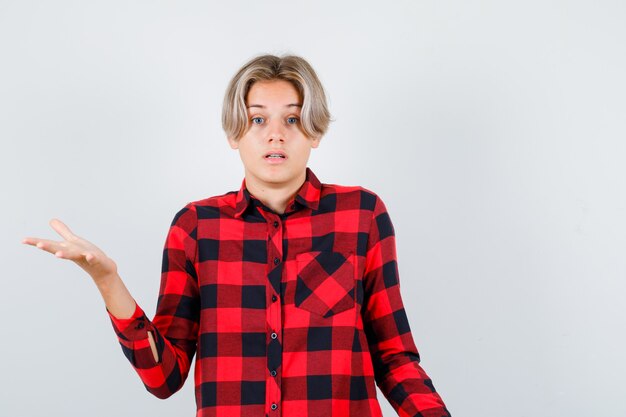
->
xmin=310 ymin=135 xmax=321 ymax=149
xmin=227 ymin=136 xmax=239 ymax=149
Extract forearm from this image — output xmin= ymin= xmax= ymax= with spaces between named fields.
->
xmin=96 ymin=272 xmax=135 ymax=319
xmin=103 ymin=278 xmax=198 ymax=398
xmin=23 ymin=215 xmax=192 ymax=396
xmin=104 ymin=204 xmax=199 ymax=399
xmin=97 ymin=272 xmax=159 ymax=362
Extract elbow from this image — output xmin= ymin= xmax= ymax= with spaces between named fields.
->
xmin=145 ymin=367 xmax=185 ymax=399
xmin=146 ymin=385 xmax=176 ymax=400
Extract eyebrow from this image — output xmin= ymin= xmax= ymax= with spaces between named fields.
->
xmin=246 ymin=104 xmax=302 ymax=109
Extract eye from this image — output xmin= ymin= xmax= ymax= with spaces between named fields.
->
xmin=287 ymin=117 xmax=299 ymax=125
xmin=251 ymin=117 xmax=264 ymax=125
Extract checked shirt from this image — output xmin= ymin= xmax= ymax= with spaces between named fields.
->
xmin=107 ymin=167 xmax=451 ymax=417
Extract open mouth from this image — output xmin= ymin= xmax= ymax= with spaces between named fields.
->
xmin=265 ymin=153 xmax=286 ymax=159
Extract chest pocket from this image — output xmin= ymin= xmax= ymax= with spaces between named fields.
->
xmin=295 ymin=250 xmax=356 ymax=318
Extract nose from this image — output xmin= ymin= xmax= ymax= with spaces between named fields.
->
xmin=267 ymin=118 xmax=286 ymax=142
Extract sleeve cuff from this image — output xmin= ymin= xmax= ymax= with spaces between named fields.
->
xmin=106 ymin=300 xmax=151 ymax=341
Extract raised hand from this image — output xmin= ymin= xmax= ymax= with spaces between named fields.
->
xmin=22 ymin=218 xmax=154 ymax=356
xmin=22 ymin=218 xmax=118 ymax=286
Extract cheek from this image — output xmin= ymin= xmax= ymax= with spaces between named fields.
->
xmin=293 ymin=147 xmax=311 ymax=162
xmin=239 ymin=142 xmax=262 ymax=161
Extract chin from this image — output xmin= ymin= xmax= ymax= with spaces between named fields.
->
xmin=262 ymin=172 xmax=291 ymax=183
xmin=262 ymin=168 xmax=300 ymax=182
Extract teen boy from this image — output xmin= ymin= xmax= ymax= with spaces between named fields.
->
xmin=23 ymin=54 xmax=451 ymax=417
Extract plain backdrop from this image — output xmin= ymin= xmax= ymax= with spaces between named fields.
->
xmin=2 ymin=1 xmax=625 ymax=416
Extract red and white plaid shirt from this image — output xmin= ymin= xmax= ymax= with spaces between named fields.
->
xmin=107 ymin=167 xmax=450 ymax=417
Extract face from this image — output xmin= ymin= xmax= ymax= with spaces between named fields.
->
xmin=228 ymin=79 xmax=320 ymax=192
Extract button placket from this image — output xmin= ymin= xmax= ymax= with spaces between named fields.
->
xmin=266 ymin=214 xmax=283 ymax=414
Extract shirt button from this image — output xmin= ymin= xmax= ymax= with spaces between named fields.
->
xmin=273 ymin=257 xmax=280 ymax=265
xmin=270 ymin=332 xmax=277 ymax=339
xmin=273 ymin=221 xmax=279 ymax=228
xmin=271 ymin=403 xmax=278 ymax=410
xmin=271 ymin=295 xmax=277 ymax=302
xmin=270 ymin=370 xmax=277 ymax=377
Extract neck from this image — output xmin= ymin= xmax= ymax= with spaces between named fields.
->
xmin=244 ymin=170 xmax=306 ymax=214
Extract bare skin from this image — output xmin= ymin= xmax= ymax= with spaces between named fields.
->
xmin=21 ymin=218 xmax=159 ymax=362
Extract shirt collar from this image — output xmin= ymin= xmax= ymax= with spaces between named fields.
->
xmin=234 ymin=166 xmax=322 ymax=218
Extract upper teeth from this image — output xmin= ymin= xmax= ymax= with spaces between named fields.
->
xmin=267 ymin=154 xmax=284 ymax=158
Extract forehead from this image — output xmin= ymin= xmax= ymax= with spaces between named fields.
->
xmin=246 ymin=80 xmax=301 ymax=107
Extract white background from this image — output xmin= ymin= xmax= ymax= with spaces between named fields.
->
xmin=2 ymin=1 xmax=625 ymax=416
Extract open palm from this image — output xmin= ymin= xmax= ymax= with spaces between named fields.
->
xmin=22 ymin=218 xmax=118 ymax=284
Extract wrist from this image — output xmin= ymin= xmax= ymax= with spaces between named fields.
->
xmin=96 ymin=272 xmax=137 ymax=319
xmin=94 ymin=271 xmax=122 ymax=294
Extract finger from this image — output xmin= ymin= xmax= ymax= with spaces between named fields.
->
xmin=25 ymin=238 xmax=63 ymax=255
xmin=49 ymin=218 xmax=79 ymax=241
xmin=26 ymin=238 xmax=74 ymax=257
xmin=22 ymin=236 xmax=59 ymax=246
xmin=23 ymin=236 xmax=92 ymax=264
xmin=22 ymin=237 xmax=41 ymax=245
xmin=55 ymin=244 xmax=90 ymax=260
xmin=22 ymin=237 xmax=57 ymax=248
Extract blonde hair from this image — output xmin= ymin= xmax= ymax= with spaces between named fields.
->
xmin=222 ymin=54 xmax=332 ymax=141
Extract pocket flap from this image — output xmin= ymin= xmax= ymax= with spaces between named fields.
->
xmin=295 ymin=251 xmax=355 ymax=317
